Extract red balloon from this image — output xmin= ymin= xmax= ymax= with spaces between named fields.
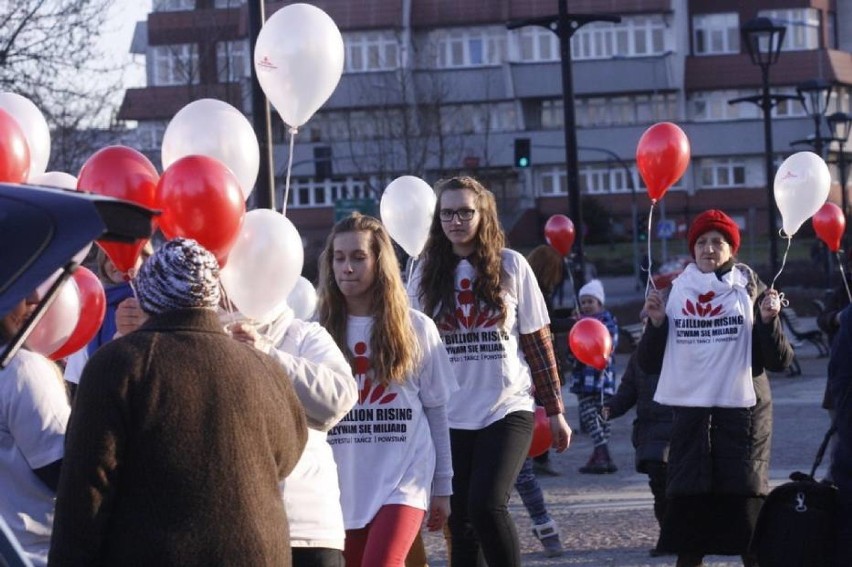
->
xmin=78 ymin=146 xmax=160 ymax=273
xmin=568 ymin=318 xmax=613 ymax=371
xmin=49 ymin=267 xmax=106 ymax=360
xmin=528 ymin=406 xmax=552 ymax=458
xmin=636 ymin=122 xmax=691 ymax=203
xmin=0 ymin=108 xmax=30 ymax=183
xmin=813 ymin=202 xmax=845 ymax=253
xmin=157 ymin=155 xmax=246 ymax=266
xmin=544 ymin=214 xmax=575 ymax=257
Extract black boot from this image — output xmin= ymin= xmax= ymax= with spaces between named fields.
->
xmin=600 ymin=444 xmax=618 ymax=473
xmin=579 ymin=446 xmax=609 ymax=474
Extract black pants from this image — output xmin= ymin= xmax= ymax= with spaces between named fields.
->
xmin=644 ymin=461 xmax=668 ymax=527
xmin=448 ymin=411 xmax=533 ymax=567
xmin=292 ymin=547 xmax=345 ymax=567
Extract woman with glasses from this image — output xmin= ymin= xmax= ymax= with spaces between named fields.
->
xmin=408 ymin=176 xmax=571 ymax=567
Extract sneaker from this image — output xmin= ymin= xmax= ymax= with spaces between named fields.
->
xmin=531 ymin=521 xmax=564 ymax=558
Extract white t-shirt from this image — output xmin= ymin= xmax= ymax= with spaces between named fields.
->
xmin=328 ymin=309 xmax=456 ymax=530
xmin=408 ymin=249 xmax=548 ymax=429
xmin=654 ymin=263 xmax=756 ymax=408
xmin=0 ymin=349 xmax=70 ymax=566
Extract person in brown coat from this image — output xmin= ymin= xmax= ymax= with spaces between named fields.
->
xmin=49 ymin=238 xmax=308 ymax=567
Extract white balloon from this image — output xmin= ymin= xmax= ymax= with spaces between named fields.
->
xmin=288 ymin=276 xmax=317 ymax=321
xmin=0 ymin=92 xmax=51 ymax=180
xmin=26 ymin=277 xmax=80 ymax=356
xmin=254 ymin=3 xmax=344 ymax=128
xmin=162 ymin=99 xmax=259 ymax=200
xmin=29 ymin=171 xmax=77 ymax=190
xmin=380 ymin=176 xmax=437 ymax=258
xmin=220 ymin=209 xmax=304 ymax=324
xmin=774 ymin=151 xmax=831 ymax=237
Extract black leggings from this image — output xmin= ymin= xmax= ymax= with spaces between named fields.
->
xmin=292 ymin=547 xmax=345 ymax=567
xmin=449 ymin=411 xmax=534 ymax=567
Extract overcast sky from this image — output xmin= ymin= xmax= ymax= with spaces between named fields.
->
xmin=100 ymin=1 xmax=152 ymax=93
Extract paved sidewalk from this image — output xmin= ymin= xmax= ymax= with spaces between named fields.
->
xmin=420 ymin=340 xmax=832 ymax=566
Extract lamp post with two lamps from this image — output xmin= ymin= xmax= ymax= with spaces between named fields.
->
xmin=728 ymin=17 xmax=797 ymax=277
xmin=796 ymin=79 xmax=834 ymax=159
xmin=827 ymin=111 xmax=852 ymax=244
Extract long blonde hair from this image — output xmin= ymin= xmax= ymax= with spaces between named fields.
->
xmin=417 ymin=176 xmax=507 ymax=325
xmin=317 ymin=213 xmax=419 ymax=385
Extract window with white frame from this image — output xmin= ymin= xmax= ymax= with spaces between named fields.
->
xmin=580 ymin=163 xmax=634 ymax=195
xmin=698 ymin=158 xmax=746 ymax=188
xmin=151 ymin=44 xmax=199 ymax=86
xmin=440 ymin=103 xmax=518 ymax=134
xmin=214 ymin=0 xmax=245 ymax=7
xmin=570 ymin=15 xmax=668 ymax=60
xmin=432 ymin=27 xmax=506 ymax=68
xmin=689 ymin=88 xmax=806 ymax=121
xmin=345 ymin=31 xmax=400 ymax=72
xmin=541 ymin=99 xmax=563 ymax=128
xmin=540 ymin=167 xmax=567 ymax=196
xmin=692 ymin=13 xmax=740 ymax=55
xmin=216 ymin=40 xmax=248 ymax=82
xmin=513 ymin=26 xmax=559 ymax=62
xmin=152 ymin=0 xmax=194 ymax=11
xmin=573 ymin=93 xmax=677 ymax=127
xmin=759 ymin=8 xmax=820 ymax=51
xmin=286 ymin=178 xmax=371 ymax=208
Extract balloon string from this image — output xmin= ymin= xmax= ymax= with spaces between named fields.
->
xmin=838 ymin=252 xmax=852 ymax=304
xmin=769 ymin=232 xmax=792 ymax=291
xmin=407 ymin=255 xmax=417 ymax=286
xmin=645 ymin=202 xmax=657 ymax=296
xmin=281 ymin=126 xmax=298 ymax=215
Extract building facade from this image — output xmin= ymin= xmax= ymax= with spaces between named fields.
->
xmin=118 ymin=0 xmax=852 ymax=265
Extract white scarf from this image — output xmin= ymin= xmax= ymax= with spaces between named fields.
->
xmin=654 ymin=263 xmax=756 ymax=408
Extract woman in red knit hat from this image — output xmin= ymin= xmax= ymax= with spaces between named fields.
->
xmin=637 ymin=209 xmax=794 ymax=567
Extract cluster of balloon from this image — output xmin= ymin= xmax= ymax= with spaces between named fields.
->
xmin=380 ymin=176 xmax=437 ymax=259
xmin=77 ymin=146 xmax=160 ymax=274
xmin=528 ymin=406 xmax=552 ymax=458
xmin=162 ymin=98 xmax=260 ymax=201
xmin=568 ymin=318 xmax=613 ymax=372
xmin=813 ymin=202 xmax=845 ymax=254
xmin=220 ymin=209 xmax=304 ymax=325
xmin=544 ymin=214 xmax=575 ymax=257
xmin=774 ymin=151 xmax=831 ymax=238
xmin=254 ymin=3 xmax=344 ymax=213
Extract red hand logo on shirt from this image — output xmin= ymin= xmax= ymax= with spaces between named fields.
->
xmin=352 ymin=341 xmax=397 ymax=405
xmin=682 ymin=290 xmax=723 ymax=318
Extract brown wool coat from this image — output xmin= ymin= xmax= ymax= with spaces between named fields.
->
xmin=49 ymin=309 xmax=307 ymax=567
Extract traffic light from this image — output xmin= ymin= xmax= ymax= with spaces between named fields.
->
xmin=514 ymin=137 xmax=531 ymax=168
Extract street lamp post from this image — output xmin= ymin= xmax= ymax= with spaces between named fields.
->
xmin=508 ymin=7 xmax=621 ymax=288
xmin=729 ymin=17 xmax=788 ymax=277
xmin=796 ymin=79 xmax=834 ymax=159
xmin=827 ymin=111 xmax=852 ymax=245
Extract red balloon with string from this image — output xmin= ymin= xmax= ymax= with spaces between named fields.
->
xmin=0 ymin=108 xmax=30 ymax=183
xmin=78 ymin=146 xmax=160 ymax=273
xmin=528 ymin=406 xmax=552 ymax=458
xmin=544 ymin=214 xmax=575 ymax=257
xmin=49 ymin=267 xmax=106 ymax=361
xmin=812 ymin=202 xmax=845 ymax=253
xmin=636 ymin=122 xmax=691 ymax=203
xmin=568 ymin=318 xmax=613 ymax=371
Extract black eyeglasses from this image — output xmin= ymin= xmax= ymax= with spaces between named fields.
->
xmin=439 ymin=208 xmax=476 ymax=222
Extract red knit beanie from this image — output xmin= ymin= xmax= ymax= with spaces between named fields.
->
xmin=687 ymin=209 xmax=740 ymax=257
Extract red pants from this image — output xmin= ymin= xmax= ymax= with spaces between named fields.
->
xmin=344 ymin=504 xmax=425 ymax=567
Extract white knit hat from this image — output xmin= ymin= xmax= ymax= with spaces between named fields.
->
xmin=578 ymin=279 xmax=605 ymax=306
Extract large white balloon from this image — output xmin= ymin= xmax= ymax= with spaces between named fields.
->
xmin=220 ymin=209 xmax=304 ymax=324
xmin=0 ymin=92 xmax=51 ymax=180
xmin=254 ymin=3 xmax=344 ymax=128
xmin=26 ymin=277 xmax=80 ymax=356
xmin=774 ymin=151 xmax=831 ymax=237
xmin=29 ymin=171 xmax=77 ymax=190
xmin=288 ymin=276 xmax=317 ymax=321
xmin=162 ymin=99 xmax=259 ymax=200
xmin=380 ymin=176 xmax=437 ymax=258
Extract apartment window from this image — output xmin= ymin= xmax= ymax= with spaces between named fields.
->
xmin=286 ymin=178 xmax=370 ymax=209
xmin=540 ymin=168 xmax=568 ymax=196
xmin=573 ymin=93 xmax=677 ymax=127
xmin=513 ymin=27 xmax=559 ymax=62
xmin=345 ymin=32 xmax=400 ymax=72
xmin=152 ymin=0 xmax=194 ymax=11
xmin=570 ymin=15 xmax=667 ymax=60
xmin=433 ymin=28 xmax=505 ymax=68
xmin=759 ymin=8 xmax=820 ymax=51
xmin=440 ymin=103 xmax=518 ymax=134
xmin=541 ymin=100 xmax=563 ymax=128
xmin=214 ymin=0 xmax=245 ymax=7
xmin=136 ymin=122 xmax=167 ymax=152
xmin=693 ymin=13 xmax=739 ymax=55
xmin=580 ymin=164 xmax=633 ymax=195
xmin=216 ymin=40 xmax=248 ymax=82
xmin=699 ymin=158 xmax=746 ymax=188
xmin=151 ymin=44 xmax=199 ymax=86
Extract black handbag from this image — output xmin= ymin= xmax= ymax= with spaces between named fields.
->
xmin=749 ymin=409 xmax=842 ymax=566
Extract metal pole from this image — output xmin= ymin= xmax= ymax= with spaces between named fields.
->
xmin=840 ymin=142 xmax=849 ymax=250
xmin=813 ymin=114 xmax=824 ymax=158
xmin=557 ymin=0 xmax=584 ymax=288
xmin=247 ymin=0 xmax=276 ymax=210
xmin=760 ymin=64 xmax=780 ymax=276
